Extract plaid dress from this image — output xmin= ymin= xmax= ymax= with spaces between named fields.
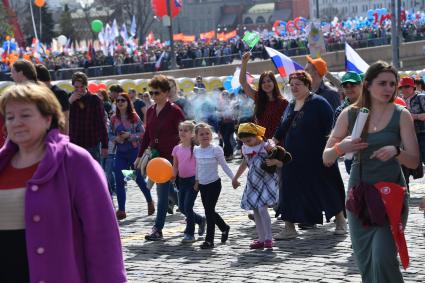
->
xmin=241 ymin=143 xmax=279 ymax=210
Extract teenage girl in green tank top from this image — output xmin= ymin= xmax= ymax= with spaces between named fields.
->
xmin=323 ymin=61 xmax=419 ymax=283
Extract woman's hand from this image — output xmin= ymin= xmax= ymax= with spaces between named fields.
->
xmin=241 ymin=52 xmax=251 ymax=63
xmin=232 ymin=178 xmax=241 ymax=189
xmin=370 ymin=145 xmax=398 ymax=162
xmin=120 ymin=132 xmax=130 ymax=139
xmin=338 ymin=136 xmax=368 ymax=154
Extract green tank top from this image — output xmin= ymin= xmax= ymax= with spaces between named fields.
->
xmin=347 ymin=105 xmax=406 ymax=188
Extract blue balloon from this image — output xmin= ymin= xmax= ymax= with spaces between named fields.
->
xmin=367 ymin=9 xmax=374 ymax=18
xmin=223 ymin=76 xmax=241 ymax=94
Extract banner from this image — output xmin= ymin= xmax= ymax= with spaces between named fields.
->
xmin=182 ymin=35 xmax=196 ymax=42
xmin=173 ymin=33 xmax=184 ymax=41
xmin=200 ymin=31 xmax=216 ymax=40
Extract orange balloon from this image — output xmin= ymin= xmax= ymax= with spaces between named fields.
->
xmin=34 ymin=0 xmax=45 ymax=8
xmin=146 ymin=157 xmax=173 ymax=184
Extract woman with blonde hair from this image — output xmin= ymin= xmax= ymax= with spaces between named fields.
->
xmin=0 ymin=82 xmax=126 ymax=282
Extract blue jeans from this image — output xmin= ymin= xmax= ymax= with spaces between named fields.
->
xmin=177 ymin=176 xmax=204 ymax=236
xmin=114 ymin=148 xmax=152 ymax=211
xmin=417 ymin=133 xmax=425 ymax=163
xmin=154 ymin=181 xmax=177 ymax=230
xmin=101 ymin=153 xmax=116 ymax=194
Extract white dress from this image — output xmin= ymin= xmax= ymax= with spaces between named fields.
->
xmin=240 ymin=142 xmax=279 ymax=210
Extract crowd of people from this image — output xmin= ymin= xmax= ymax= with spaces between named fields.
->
xmin=2 ymin=21 xmax=425 ymax=81
xmin=1 ymin=53 xmax=425 ymax=282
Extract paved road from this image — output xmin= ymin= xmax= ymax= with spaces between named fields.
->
xmin=118 ymin=159 xmax=425 ymax=282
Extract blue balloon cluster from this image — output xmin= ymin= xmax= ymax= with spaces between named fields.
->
xmin=223 ymin=76 xmax=241 ymax=94
xmin=2 ymin=40 xmax=17 ymax=52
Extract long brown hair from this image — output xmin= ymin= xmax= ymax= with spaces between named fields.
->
xmin=116 ymin=92 xmax=138 ymax=122
xmin=255 ymin=71 xmax=283 ymax=118
xmin=353 ymin=61 xmax=399 ymax=138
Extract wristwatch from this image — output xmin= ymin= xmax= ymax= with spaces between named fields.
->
xmin=394 ymin=146 xmax=401 ymax=157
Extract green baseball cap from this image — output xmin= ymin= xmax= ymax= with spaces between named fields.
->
xmin=341 ymin=71 xmax=362 ymax=84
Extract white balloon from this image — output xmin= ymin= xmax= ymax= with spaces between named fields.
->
xmin=58 ymin=35 xmax=67 ymax=46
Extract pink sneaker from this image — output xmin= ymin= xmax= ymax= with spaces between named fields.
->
xmin=264 ymin=240 xmax=273 ymax=249
xmin=249 ymin=240 xmax=265 ymax=249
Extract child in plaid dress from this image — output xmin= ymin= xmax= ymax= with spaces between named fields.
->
xmin=232 ymin=123 xmax=283 ymax=250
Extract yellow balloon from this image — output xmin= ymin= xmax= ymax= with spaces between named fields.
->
xmin=54 ymin=81 xmax=74 ymax=92
xmin=119 ymin=79 xmax=137 ymax=92
xmin=178 ymin=78 xmax=195 ymax=93
xmin=204 ymin=77 xmax=223 ymax=91
xmin=135 ymin=79 xmax=149 ymax=93
xmin=0 ymin=82 xmax=13 ymax=95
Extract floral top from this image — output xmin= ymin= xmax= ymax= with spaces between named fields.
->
xmin=405 ymin=92 xmax=425 ymax=133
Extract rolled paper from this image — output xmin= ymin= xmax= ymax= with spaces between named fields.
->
xmin=345 ymin=107 xmax=369 ymax=160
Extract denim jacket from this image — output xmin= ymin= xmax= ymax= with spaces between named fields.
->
xmin=108 ymin=114 xmax=144 ymax=152
xmin=406 ymin=92 xmax=425 ymax=133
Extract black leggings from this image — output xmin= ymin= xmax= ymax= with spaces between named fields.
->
xmin=199 ymin=179 xmax=229 ymax=243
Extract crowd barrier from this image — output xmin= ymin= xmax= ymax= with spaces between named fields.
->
xmin=1 ymin=69 xmax=425 ymax=95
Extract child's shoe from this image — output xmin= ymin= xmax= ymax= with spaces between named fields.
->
xmin=264 ymin=239 xmax=273 ymax=250
xmin=249 ymin=240 xmax=264 ymax=249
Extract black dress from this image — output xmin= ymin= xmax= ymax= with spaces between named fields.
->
xmin=274 ymin=94 xmax=345 ymax=224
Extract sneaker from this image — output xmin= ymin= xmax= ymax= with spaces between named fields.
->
xmin=116 ymin=210 xmax=127 ymax=220
xmin=145 ymin=228 xmax=163 ymax=241
xmin=182 ymin=234 xmax=196 ymax=243
xmin=200 ymin=241 xmax=214 ymax=249
xmin=264 ymin=239 xmax=273 ymax=249
xmin=334 ymin=222 xmax=348 ymax=235
xmin=198 ymin=218 xmax=206 ymax=236
xmin=221 ymin=226 xmax=230 ymax=243
xmin=298 ymin=223 xmax=316 ymax=230
xmin=274 ymin=227 xmax=298 ymax=240
xmin=249 ymin=240 xmax=264 ymax=249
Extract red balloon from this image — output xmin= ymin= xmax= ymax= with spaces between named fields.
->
xmin=87 ymin=83 xmax=99 ymax=93
xmin=97 ymin=83 xmax=107 ymax=91
xmin=151 ymin=0 xmax=182 ymax=17
xmin=286 ymin=20 xmax=295 ymax=33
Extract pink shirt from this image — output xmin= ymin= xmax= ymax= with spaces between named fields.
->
xmin=172 ymin=144 xmax=196 ymax=178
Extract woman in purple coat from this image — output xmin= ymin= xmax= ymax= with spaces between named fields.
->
xmin=0 ymin=82 xmax=126 ymax=283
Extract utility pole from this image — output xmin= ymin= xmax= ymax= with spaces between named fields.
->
xmin=391 ymin=0 xmax=400 ymax=68
xmin=166 ymin=0 xmax=177 ymax=70
xmin=316 ymin=0 xmax=320 ymax=19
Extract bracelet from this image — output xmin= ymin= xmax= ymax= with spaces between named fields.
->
xmin=394 ymin=145 xmax=401 ymax=157
xmin=333 ymin=143 xmax=344 ymax=157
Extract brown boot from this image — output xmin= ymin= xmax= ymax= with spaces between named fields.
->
xmin=116 ymin=210 xmax=127 ymax=220
xmin=147 ymin=201 xmax=155 ymax=216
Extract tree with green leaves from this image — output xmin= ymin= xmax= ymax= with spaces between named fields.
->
xmin=0 ymin=1 xmax=13 ymax=37
xmin=59 ymin=4 xmax=75 ymax=40
xmin=33 ymin=3 xmax=56 ymax=44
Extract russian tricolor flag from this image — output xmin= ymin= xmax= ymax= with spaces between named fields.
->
xmin=345 ymin=42 xmax=369 ymax=74
xmin=265 ymin=47 xmax=303 ymax=78
xmin=175 ymin=0 xmax=182 ymax=8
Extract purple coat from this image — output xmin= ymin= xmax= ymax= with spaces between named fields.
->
xmin=0 ymin=130 xmax=126 ymax=283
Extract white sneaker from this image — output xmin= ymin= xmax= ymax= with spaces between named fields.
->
xmin=334 ymin=222 xmax=348 ymax=235
xmin=274 ymin=227 xmax=298 ymax=240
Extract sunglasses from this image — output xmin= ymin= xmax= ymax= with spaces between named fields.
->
xmin=342 ymin=82 xmax=360 ymax=88
xmin=116 ymin=99 xmax=127 ymax=103
xmin=149 ymin=90 xmax=162 ymax=96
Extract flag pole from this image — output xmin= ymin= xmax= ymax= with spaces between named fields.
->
xmin=166 ymin=0 xmax=177 ymax=70
xmin=29 ymin=0 xmax=38 ymax=40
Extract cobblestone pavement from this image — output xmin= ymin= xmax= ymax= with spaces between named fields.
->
xmin=118 ymin=159 xmax=425 ymax=282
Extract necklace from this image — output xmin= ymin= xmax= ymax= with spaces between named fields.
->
xmin=370 ymin=106 xmax=390 ymax=132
